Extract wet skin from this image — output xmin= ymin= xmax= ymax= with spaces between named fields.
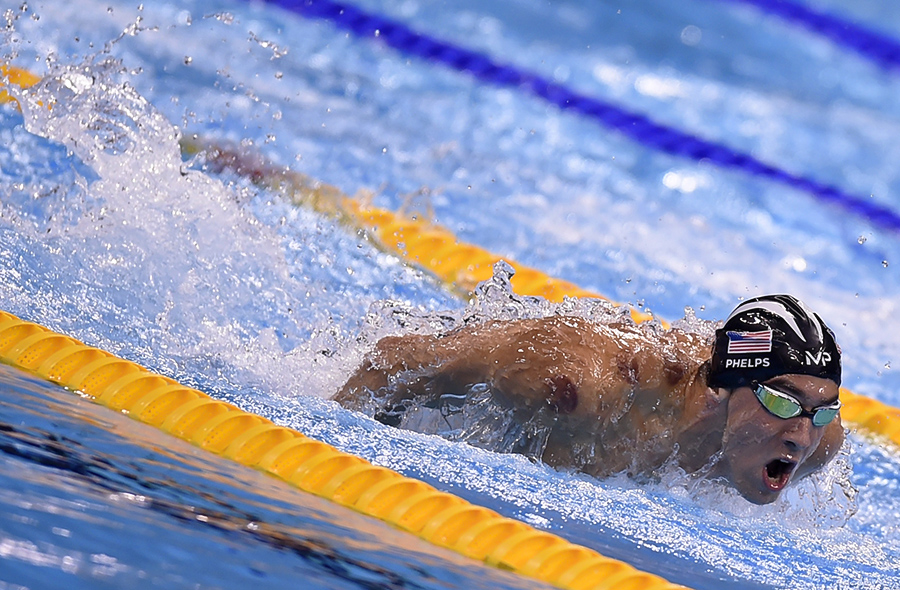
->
xmin=335 ymin=316 xmax=844 ymax=504
xmin=711 ymin=375 xmax=843 ymax=504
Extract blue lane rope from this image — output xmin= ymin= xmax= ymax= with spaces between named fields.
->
xmin=268 ymin=0 xmax=900 ymax=233
xmin=716 ymin=0 xmax=900 ymax=73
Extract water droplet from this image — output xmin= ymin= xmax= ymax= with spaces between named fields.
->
xmin=791 ymin=257 xmax=807 ymax=272
xmin=212 ymin=12 xmax=234 ymax=25
xmin=680 ymin=25 xmax=701 ymax=46
xmin=858 ymin=235 xmax=867 ymax=244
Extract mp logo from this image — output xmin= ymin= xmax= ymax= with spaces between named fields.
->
xmin=805 ymin=351 xmax=832 ymax=366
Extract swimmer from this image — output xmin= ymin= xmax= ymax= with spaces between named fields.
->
xmin=334 ymin=294 xmax=844 ymax=504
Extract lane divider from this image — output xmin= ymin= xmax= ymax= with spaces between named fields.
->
xmin=3 ymin=61 xmax=899 ymax=588
xmin=716 ymin=0 xmax=900 ymax=73
xmin=262 ymin=0 xmax=900 ymax=234
xmin=183 ymin=137 xmax=621 ymax=308
xmin=0 ymin=64 xmax=41 ymax=107
xmin=188 ymin=136 xmax=900 ymax=448
xmin=5 ymin=64 xmax=900 ymax=444
xmin=0 ymin=310 xmax=691 ymax=590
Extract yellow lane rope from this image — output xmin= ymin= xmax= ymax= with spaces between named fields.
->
xmin=1 ymin=63 xmax=898 ymax=589
xmin=0 ymin=309 xmax=689 ymax=590
xmin=4 ymin=64 xmax=899 ymax=445
xmin=185 ymin=136 xmax=900 ymax=448
xmin=180 ymin=137 xmax=624 ymax=310
xmin=0 ymin=64 xmax=40 ymax=106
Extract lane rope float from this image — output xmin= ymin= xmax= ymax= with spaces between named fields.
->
xmin=0 ymin=309 xmax=690 ymax=590
xmin=0 ymin=64 xmax=41 ymax=107
xmin=182 ymin=136 xmax=628 ymax=310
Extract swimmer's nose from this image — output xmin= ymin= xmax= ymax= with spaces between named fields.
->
xmin=782 ymin=416 xmax=814 ymax=452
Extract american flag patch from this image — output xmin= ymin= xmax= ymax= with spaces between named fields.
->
xmin=726 ymin=330 xmax=773 ymax=354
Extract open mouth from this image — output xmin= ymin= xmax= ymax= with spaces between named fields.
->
xmin=763 ymin=459 xmax=796 ymax=491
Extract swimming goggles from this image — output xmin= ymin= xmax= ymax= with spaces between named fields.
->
xmin=753 ymin=382 xmax=841 ymax=427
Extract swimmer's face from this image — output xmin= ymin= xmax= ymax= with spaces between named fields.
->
xmin=717 ymin=374 xmax=840 ymax=504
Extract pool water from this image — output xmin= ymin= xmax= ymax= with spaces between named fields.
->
xmin=2 ymin=0 xmax=900 ymax=588
xmin=0 ymin=362 xmax=558 ymax=590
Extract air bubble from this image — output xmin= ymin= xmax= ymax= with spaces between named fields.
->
xmin=680 ymin=25 xmax=701 ymax=46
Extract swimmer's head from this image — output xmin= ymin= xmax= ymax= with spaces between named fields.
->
xmin=708 ymin=294 xmax=841 ymax=390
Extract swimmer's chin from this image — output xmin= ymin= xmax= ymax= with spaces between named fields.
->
xmin=706 ymin=477 xmax=781 ymax=505
xmin=742 ymin=490 xmax=780 ymax=505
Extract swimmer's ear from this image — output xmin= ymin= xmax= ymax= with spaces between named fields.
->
xmin=712 ymin=387 xmax=731 ymax=402
xmin=704 ymin=387 xmax=731 ymax=410
xmin=700 ymin=361 xmax=729 ymax=407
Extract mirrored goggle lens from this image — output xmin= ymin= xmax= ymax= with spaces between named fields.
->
xmin=811 ymin=407 xmax=840 ymax=427
xmin=755 ymin=384 xmax=801 ymax=419
xmin=755 ymin=384 xmax=841 ymax=426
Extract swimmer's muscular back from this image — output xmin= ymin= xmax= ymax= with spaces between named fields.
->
xmin=335 ymin=316 xmax=714 ymax=474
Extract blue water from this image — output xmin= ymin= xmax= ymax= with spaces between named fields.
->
xmin=0 ymin=363 xmax=550 ymax=590
xmin=2 ymin=0 xmax=900 ymax=588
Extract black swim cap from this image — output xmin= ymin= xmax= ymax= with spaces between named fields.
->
xmin=708 ymin=294 xmax=841 ymax=389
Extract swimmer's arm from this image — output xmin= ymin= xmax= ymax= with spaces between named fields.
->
xmin=334 ymin=317 xmax=604 ymax=412
xmin=333 ymin=328 xmax=499 ymax=409
xmin=334 ymin=333 xmax=444 ymax=408
xmin=795 ymin=415 xmax=845 ymax=480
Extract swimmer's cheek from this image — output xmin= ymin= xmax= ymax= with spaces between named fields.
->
xmin=795 ymin=415 xmax=845 ymax=480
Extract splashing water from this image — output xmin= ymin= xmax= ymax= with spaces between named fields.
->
xmin=342 ymin=261 xmax=860 ymax=527
xmin=4 ymin=52 xmax=451 ymax=404
xmin=0 ymin=52 xmax=869 ymax=538
xmin=11 ymin=57 xmax=304 ymax=387
xmin=3 ymin=2 xmax=900 ymax=588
